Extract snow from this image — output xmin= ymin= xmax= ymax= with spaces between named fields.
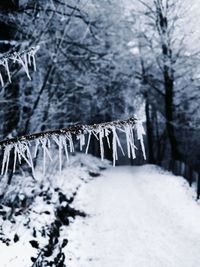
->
xmin=64 ymin=165 xmax=200 ymax=267
xmin=1 ymin=157 xmax=200 ymax=267
xmin=0 ymin=154 xmax=109 ymax=267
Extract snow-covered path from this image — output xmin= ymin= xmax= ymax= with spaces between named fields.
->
xmin=64 ymin=165 xmax=200 ymax=267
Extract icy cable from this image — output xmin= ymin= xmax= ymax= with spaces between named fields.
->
xmin=0 ymin=46 xmax=40 ymax=86
xmin=0 ymin=117 xmax=146 ymax=176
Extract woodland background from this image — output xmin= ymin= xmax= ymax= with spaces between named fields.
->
xmin=1 ymin=1 xmax=200 ymax=266
xmin=0 ymin=0 xmax=200 ymax=177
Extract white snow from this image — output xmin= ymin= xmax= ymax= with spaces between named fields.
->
xmin=64 ymin=165 xmax=200 ymax=267
xmin=0 ymin=154 xmax=109 ymax=267
xmin=1 ymin=159 xmax=200 ymax=267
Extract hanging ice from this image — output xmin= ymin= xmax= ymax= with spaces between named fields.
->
xmin=0 ymin=118 xmax=146 ymax=176
xmin=124 ymin=124 xmax=136 ymax=159
xmin=136 ymin=120 xmax=146 ymax=160
xmin=99 ymin=127 xmax=104 ymax=161
xmin=1 ymin=145 xmax=12 ymax=176
xmin=0 ymin=72 xmax=4 ymax=87
xmin=0 ymin=46 xmax=39 ymax=86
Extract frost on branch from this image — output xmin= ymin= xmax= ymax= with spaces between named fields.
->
xmin=0 ymin=46 xmax=39 ymax=86
xmin=0 ymin=118 xmax=146 ymax=176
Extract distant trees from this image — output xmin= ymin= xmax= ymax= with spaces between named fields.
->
xmin=6 ymin=0 xmax=137 ymax=132
xmin=0 ymin=0 xmax=20 ymax=140
xmin=0 ymin=0 xmax=141 ymax=167
xmin=1 ymin=0 xmax=200 ymax=170
xmin=130 ymin=0 xmax=200 ymax=167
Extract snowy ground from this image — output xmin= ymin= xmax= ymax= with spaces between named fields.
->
xmin=0 ymin=154 xmax=109 ymax=267
xmin=1 ymin=158 xmax=200 ymax=267
xmin=64 ymin=165 xmax=200 ymax=267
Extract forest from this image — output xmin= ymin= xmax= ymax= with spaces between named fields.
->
xmin=0 ymin=0 xmax=200 ymax=266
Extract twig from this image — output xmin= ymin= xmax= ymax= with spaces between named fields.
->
xmin=0 ymin=117 xmax=137 ymax=147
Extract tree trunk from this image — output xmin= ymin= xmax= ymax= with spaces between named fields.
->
xmin=145 ymin=97 xmax=155 ymax=164
xmin=0 ymin=0 xmax=20 ymax=184
xmin=164 ymin=65 xmax=180 ymax=160
xmin=158 ymin=7 xmax=180 ymax=161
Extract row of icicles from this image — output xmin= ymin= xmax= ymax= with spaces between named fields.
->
xmin=1 ymin=121 xmax=146 ymax=177
xmin=0 ymin=46 xmax=39 ymax=86
xmin=0 ymin=45 xmax=146 ymax=176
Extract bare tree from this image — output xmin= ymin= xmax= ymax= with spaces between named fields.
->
xmin=131 ymin=0 xmax=199 ymax=165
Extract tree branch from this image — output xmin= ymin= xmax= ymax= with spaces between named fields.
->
xmin=0 ymin=117 xmax=137 ymax=147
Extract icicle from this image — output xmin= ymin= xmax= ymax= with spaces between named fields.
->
xmin=1 ymin=145 xmax=12 ymax=176
xmin=115 ymin=128 xmax=125 ymax=156
xmin=13 ymin=145 xmax=17 ymax=173
xmin=40 ymin=138 xmax=52 ymax=174
xmin=41 ymin=138 xmax=52 ymax=161
xmin=17 ymin=54 xmax=31 ymax=80
xmin=34 ymin=139 xmax=40 ymax=158
xmin=32 ymin=54 xmax=37 ymax=71
xmin=111 ymin=127 xmax=118 ymax=166
xmin=41 ymin=139 xmax=46 ymax=175
xmin=5 ymin=148 xmax=11 ymax=176
xmin=24 ymin=53 xmax=31 ymax=79
xmin=29 ymin=46 xmax=39 ymax=71
xmin=14 ymin=143 xmax=34 ymax=173
xmin=77 ymin=133 xmax=85 ymax=151
xmin=130 ymin=126 xmax=136 ymax=159
xmin=1 ymin=146 xmax=8 ymax=175
xmin=0 ymin=71 xmax=4 ymax=87
xmin=124 ymin=124 xmax=136 ymax=159
xmin=61 ymin=136 xmax=69 ymax=162
xmin=3 ymin=59 xmax=11 ymax=83
xmin=14 ymin=142 xmax=35 ymax=175
xmin=53 ymin=136 xmax=63 ymax=173
xmin=15 ymin=145 xmax=22 ymax=165
xmin=59 ymin=136 xmax=63 ymax=172
xmin=111 ymin=127 xmax=125 ymax=163
xmin=27 ymin=52 xmax=32 ymax=66
xmin=92 ymin=131 xmax=99 ymax=141
xmin=124 ymin=125 xmax=131 ymax=158
xmin=105 ymin=128 xmax=111 ymax=149
xmin=67 ymin=133 xmax=74 ymax=153
xmin=43 ymin=143 xmax=46 ymax=175
xmin=85 ymin=131 xmax=92 ymax=154
xmin=99 ymin=127 xmax=104 ymax=161
xmin=136 ymin=120 xmax=146 ymax=160
xmin=24 ymin=143 xmax=35 ymax=176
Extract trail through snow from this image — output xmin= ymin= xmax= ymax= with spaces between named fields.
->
xmin=64 ymin=165 xmax=200 ymax=267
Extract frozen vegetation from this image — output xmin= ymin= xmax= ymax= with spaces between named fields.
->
xmin=0 ymin=0 xmax=200 ymax=266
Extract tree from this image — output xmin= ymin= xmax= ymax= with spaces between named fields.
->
xmin=0 ymin=0 xmax=145 ymax=170
xmin=0 ymin=0 xmax=146 ymax=178
xmin=130 ymin=0 xmax=200 ymax=166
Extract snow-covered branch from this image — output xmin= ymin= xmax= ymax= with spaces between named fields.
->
xmin=0 ymin=46 xmax=39 ymax=86
xmin=0 ymin=117 xmax=146 ymax=176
